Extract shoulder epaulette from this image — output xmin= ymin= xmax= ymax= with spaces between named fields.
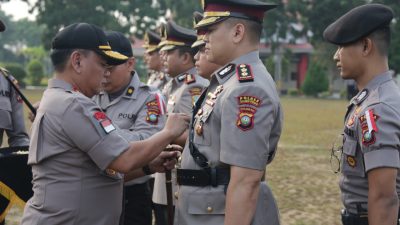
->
xmin=236 ymin=64 xmax=254 ymax=83
xmin=185 ymin=73 xmax=196 ymax=84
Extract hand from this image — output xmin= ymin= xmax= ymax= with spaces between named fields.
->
xmin=28 ymin=101 xmax=40 ymax=122
xmin=148 ymin=150 xmax=181 ymax=173
xmin=163 ymin=113 xmax=190 ymax=139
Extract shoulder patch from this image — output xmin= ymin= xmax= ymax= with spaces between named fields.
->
xmin=217 ymin=63 xmax=235 ymax=79
xmin=236 ymin=64 xmax=254 ymax=83
xmin=236 ymin=106 xmax=256 ymax=131
xmin=185 ymin=74 xmax=196 ymax=84
xmin=146 ymin=110 xmax=159 ymax=124
xmin=237 ymin=96 xmax=261 ymax=107
xmin=93 ymin=111 xmax=116 ymax=134
xmin=359 ymin=109 xmax=379 ymax=146
xmin=126 ymin=86 xmax=135 ymax=96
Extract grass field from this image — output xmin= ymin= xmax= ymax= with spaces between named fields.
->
xmin=5 ymin=89 xmax=348 ymax=225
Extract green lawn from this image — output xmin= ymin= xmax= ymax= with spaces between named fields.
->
xmin=5 ymin=91 xmax=348 ymax=225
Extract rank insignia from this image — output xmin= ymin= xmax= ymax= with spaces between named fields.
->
xmin=236 ymin=107 xmax=256 ymax=131
xmin=217 ymin=63 xmax=235 ymax=79
xmin=126 ymin=86 xmax=134 ymax=96
xmin=238 ymin=96 xmax=261 ymax=107
xmin=146 ymin=110 xmax=159 ymax=124
xmin=94 ymin=111 xmax=116 ymax=134
xmin=236 ymin=64 xmax=254 ymax=83
xmin=346 ymin=155 xmax=356 ymax=168
xmin=185 ymin=74 xmax=196 ymax=84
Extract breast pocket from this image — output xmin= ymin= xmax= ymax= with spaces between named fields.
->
xmin=0 ymin=96 xmax=12 ymax=112
xmin=341 ymin=137 xmax=365 ymax=177
xmin=188 ymin=189 xmax=225 ymax=215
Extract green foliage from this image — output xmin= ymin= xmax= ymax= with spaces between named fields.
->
xmin=288 ymin=88 xmax=300 ymax=96
xmin=302 ymin=61 xmax=329 ymax=96
xmin=2 ymin=63 xmax=28 ymax=86
xmin=22 ymin=46 xmax=47 ymax=61
xmin=27 ymin=60 xmax=44 ymax=86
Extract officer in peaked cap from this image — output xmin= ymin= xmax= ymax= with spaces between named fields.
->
xmin=93 ymin=30 xmax=168 ymax=225
xmin=21 ymin=22 xmax=189 ymax=225
xmin=0 ymin=18 xmax=30 ymax=225
xmin=324 ymin=4 xmax=400 ymax=225
xmin=174 ymin=0 xmax=282 ymax=225
xmin=143 ymin=29 xmax=170 ymax=90
xmin=152 ymin=19 xmax=209 ymax=225
xmin=191 ymin=11 xmax=221 ymax=80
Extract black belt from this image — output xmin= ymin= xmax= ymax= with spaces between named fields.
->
xmin=341 ymin=209 xmax=400 ymax=225
xmin=177 ymin=168 xmax=230 ymax=187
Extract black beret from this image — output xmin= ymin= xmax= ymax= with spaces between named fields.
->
xmin=323 ymin=4 xmax=393 ymax=45
xmin=52 ymin=23 xmax=128 ymax=65
xmin=0 ymin=19 xmax=5 ymax=32
xmin=105 ymin=31 xmax=133 ymax=58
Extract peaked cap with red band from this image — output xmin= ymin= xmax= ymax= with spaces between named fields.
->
xmin=195 ymin=0 xmax=277 ymax=29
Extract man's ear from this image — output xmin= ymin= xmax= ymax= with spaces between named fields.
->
xmin=70 ymin=50 xmax=82 ymax=74
xmin=362 ymin=38 xmax=373 ymax=56
xmin=127 ymin=57 xmax=136 ymax=71
xmin=232 ymin=23 xmax=245 ymax=44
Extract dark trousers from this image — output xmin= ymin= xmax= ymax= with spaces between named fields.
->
xmin=0 ymin=195 xmax=8 ymax=225
xmin=122 ymin=182 xmax=152 ymax=225
xmin=153 ymin=203 xmax=175 ymax=225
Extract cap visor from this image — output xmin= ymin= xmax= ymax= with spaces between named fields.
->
xmin=191 ymin=39 xmax=205 ymax=48
xmin=194 ymin=17 xmax=227 ymax=29
xmin=160 ymin=45 xmax=178 ymax=52
xmin=96 ymin=49 xmax=129 ymax=65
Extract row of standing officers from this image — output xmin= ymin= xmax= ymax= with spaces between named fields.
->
xmin=0 ymin=1 xmax=399 ymax=225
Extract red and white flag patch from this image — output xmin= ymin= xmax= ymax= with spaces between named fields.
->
xmin=94 ymin=111 xmax=116 ymax=134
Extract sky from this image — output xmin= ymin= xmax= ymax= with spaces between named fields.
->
xmin=1 ymin=0 xmax=37 ymax=21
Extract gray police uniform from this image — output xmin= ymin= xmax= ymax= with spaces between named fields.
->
xmin=21 ymin=78 xmax=130 ymax=225
xmin=341 ymin=71 xmax=400 ymax=215
xmin=175 ymin=51 xmax=282 ymax=225
xmin=147 ymin=70 xmax=169 ymax=91
xmin=153 ymin=67 xmax=209 ymax=207
xmin=0 ymin=70 xmax=29 ymax=147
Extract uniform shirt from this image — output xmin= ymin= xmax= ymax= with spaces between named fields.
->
xmin=93 ymin=73 xmax=166 ymax=185
xmin=147 ymin=70 xmax=170 ymax=91
xmin=175 ymin=51 xmax=283 ymax=225
xmin=21 ymin=78 xmax=130 ymax=225
xmin=0 ymin=70 xmax=29 ymax=147
xmin=153 ymin=67 xmax=209 ymax=205
xmin=341 ymin=71 xmax=400 ymax=214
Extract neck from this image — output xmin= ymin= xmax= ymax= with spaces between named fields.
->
xmin=355 ymin=57 xmax=389 ymax=90
xmin=223 ymin=43 xmax=258 ymax=64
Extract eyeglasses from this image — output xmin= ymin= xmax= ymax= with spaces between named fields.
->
xmin=330 ymin=134 xmax=344 ymax=173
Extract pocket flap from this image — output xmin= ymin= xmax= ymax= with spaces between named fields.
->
xmin=343 ymin=137 xmax=357 ymax=156
xmin=188 ymin=190 xmax=225 ymax=215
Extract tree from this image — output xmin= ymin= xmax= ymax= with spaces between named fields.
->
xmin=27 ymin=59 xmax=44 ymax=86
xmin=302 ymin=60 xmax=329 ymax=96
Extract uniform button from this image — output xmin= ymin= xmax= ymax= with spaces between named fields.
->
xmin=207 ymin=206 xmax=213 ymax=213
xmin=174 ymin=191 xmax=179 ymax=200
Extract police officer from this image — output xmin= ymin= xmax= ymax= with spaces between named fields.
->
xmin=143 ymin=29 xmax=169 ymax=90
xmin=324 ymin=4 xmax=400 ymax=225
xmin=175 ymin=0 xmax=282 ymax=225
xmin=0 ymin=18 xmax=29 ymax=225
xmin=192 ymin=11 xmax=221 ymax=81
xmin=0 ymin=19 xmax=29 ymax=148
xmin=152 ymin=20 xmax=209 ymax=225
xmin=92 ymin=31 xmax=166 ymax=225
xmin=21 ymin=23 xmax=189 ymax=225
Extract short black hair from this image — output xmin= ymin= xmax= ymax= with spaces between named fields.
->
xmin=50 ymin=49 xmax=90 ymax=72
xmin=368 ymin=26 xmax=391 ymax=56
xmin=177 ymin=46 xmax=196 ymax=63
xmin=224 ymin=18 xmax=262 ymax=43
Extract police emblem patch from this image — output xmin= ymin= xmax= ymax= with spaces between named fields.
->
xmin=146 ymin=110 xmax=159 ymax=124
xmin=236 ymin=107 xmax=256 ymax=131
xmin=236 ymin=64 xmax=254 ymax=83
